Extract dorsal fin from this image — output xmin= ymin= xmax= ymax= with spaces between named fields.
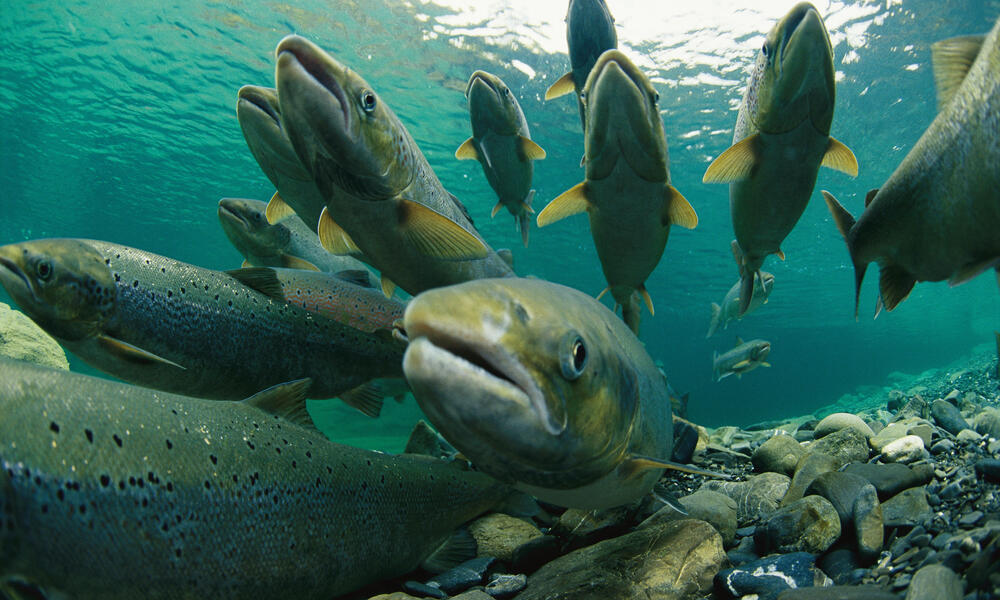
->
xmin=865 ymin=188 xmax=879 ymax=207
xmin=226 ymin=267 xmax=285 ymax=302
xmin=243 ymin=378 xmax=316 ymax=431
xmin=334 ymin=269 xmax=374 ymax=288
xmin=735 ymin=336 xmax=745 ymax=346
xmin=931 ymin=34 xmax=985 ymax=110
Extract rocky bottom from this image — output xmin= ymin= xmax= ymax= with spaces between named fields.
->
xmin=356 ymin=346 xmax=1000 ymax=600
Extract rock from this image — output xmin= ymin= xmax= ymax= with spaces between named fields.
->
xmin=0 ymin=303 xmax=69 ymax=370
xmin=782 ymin=452 xmax=842 ymax=506
xmin=484 ymin=573 xmax=526 ymax=599
xmin=711 ymin=426 xmax=742 ymax=447
xmin=881 ymin=487 xmax=932 ymax=527
xmin=904 ymin=564 xmax=962 ymax=600
xmin=807 ymin=427 xmax=870 ymax=465
xmin=957 ymin=510 xmax=983 ymax=527
xmin=882 ymin=435 xmax=927 ymax=463
xmin=975 ymin=459 xmax=1000 ymax=483
xmin=641 ymin=490 xmax=737 ymax=547
xmin=426 ymin=557 xmax=498 ymax=594
xmin=869 ymin=422 xmax=909 ymax=452
xmin=369 ymin=593 xmax=425 ymax=600
xmin=755 ymin=495 xmax=841 ymax=555
xmin=510 ymin=535 xmax=560 ymax=574
xmin=715 ymin=552 xmax=815 ymax=599
xmin=517 ymin=519 xmax=726 ymax=600
xmin=930 ymin=439 xmax=955 ymax=454
xmin=804 ymin=471 xmax=883 ymax=562
xmin=776 ymin=586 xmax=900 ymax=599
xmin=672 ymin=419 xmax=699 ymax=463
xmin=814 ymin=413 xmax=875 ymax=440
xmin=956 ymin=428 xmax=982 ymax=443
xmin=701 ymin=472 xmax=791 ymax=523
xmin=469 ymin=514 xmax=542 ymax=562
xmin=886 ymin=390 xmax=906 ymax=412
xmin=752 ymin=434 xmax=806 ymax=476
xmin=930 ymin=399 xmax=970 ymax=435
xmin=401 ymin=581 xmax=446 ymax=599
xmin=842 ymin=463 xmax=931 ymax=501
xmin=973 ymin=408 xmax=1000 ymax=439
xmin=550 ymin=505 xmax=632 ymax=549
xmin=894 ymin=396 xmax=929 ymax=421
xmin=905 ymin=422 xmax=934 ymax=446
xmin=817 ymin=546 xmax=861 ymax=584
xmin=451 ymin=592 xmax=494 ymax=600
xmin=725 ymin=536 xmax=759 ymax=567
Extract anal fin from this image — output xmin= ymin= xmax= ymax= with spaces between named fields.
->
xmin=420 ymin=528 xmax=477 ymax=574
xmin=949 ymin=256 xmax=1000 ymax=286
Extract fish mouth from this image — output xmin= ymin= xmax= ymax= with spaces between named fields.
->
xmin=780 ymin=3 xmax=827 ymax=68
xmin=275 ymin=35 xmax=351 ymax=136
xmin=217 ymin=199 xmax=251 ymax=232
xmin=236 ymin=85 xmax=281 ymax=125
xmin=466 ymin=71 xmax=499 ymax=100
xmin=0 ymin=250 xmax=38 ymax=304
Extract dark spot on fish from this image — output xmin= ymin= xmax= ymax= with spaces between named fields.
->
xmin=85 ymin=429 xmax=93 ymax=443
xmin=175 ymin=549 xmax=182 ymax=558
xmin=137 ymin=478 xmax=144 ymax=488
xmin=210 ymin=454 xmax=217 ymax=465
xmin=205 ymin=480 xmax=211 ymax=490
xmin=119 ymin=481 xmax=126 ymax=490
xmin=105 ymin=258 xmax=110 ymax=265
xmin=167 ymin=291 xmax=173 ymax=298
xmin=41 ymin=504 xmax=48 ymax=514
xmin=366 ymin=460 xmax=371 ymax=466
xmin=56 ymin=489 xmax=65 ymax=501
xmin=291 ymin=461 xmax=296 ymax=469
xmin=171 ymin=409 xmax=177 ymax=415
xmin=228 ymin=300 xmax=233 ymax=307
xmin=161 ymin=267 xmax=166 ymax=273
xmin=247 ymin=441 xmax=255 ymax=450
xmin=232 ymin=475 xmax=238 ymax=483
xmin=114 ymin=273 xmax=120 ymax=283
xmin=305 ymin=451 xmax=312 ymax=459
xmin=129 ymin=477 xmax=136 ymax=487
xmin=141 ymin=498 xmax=148 ymax=507
xmin=113 ymin=434 xmax=123 ymax=447
xmin=100 ymin=475 xmax=110 ymax=487
xmin=166 ymin=482 xmax=174 ymax=492
xmin=214 ymin=294 xmax=219 ymax=301
xmin=166 ymin=439 xmax=173 ymax=450
xmin=79 ymin=504 xmax=86 ymax=514
xmin=49 ymin=421 xmax=59 ymax=433
xmin=133 ymin=280 xmax=139 ymax=287
xmin=180 ymin=287 xmax=185 ymax=294
xmin=275 ymin=447 xmax=281 ymax=454
xmin=326 ymin=466 xmax=333 ymax=474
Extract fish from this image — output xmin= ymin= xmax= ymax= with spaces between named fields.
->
xmin=822 ymin=20 xmax=1000 ymax=315
xmin=713 ymin=337 xmax=772 ymax=381
xmin=537 ymin=49 xmax=697 ymax=334
xmin=400 ymin=277 xmax=720 ymax=510
xmin=236 ymin=85 xmax=326 ymax=230
xmin=218 ymin=197 xmax=372 ymax=274
xmin=456 ymin=70 xmax=546 ymax=247
xmin=0 ymin=358 xmax=513 ymax=599
xmin=702 ymin=2 xmax=858 ymax=315
xmin=544 ymin=0 xmax=618 ymax=132
xmin=996 ymin=332 xmax=999 ymax=380
xmin=274 ymin=35 xmax=515 ymax=298
xmin=0 ymin=238 xmax=404 ymax=414
xmin=707 ymin=268 xmax=775 ymax=338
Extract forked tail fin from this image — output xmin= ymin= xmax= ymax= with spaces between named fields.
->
xmin=822 ymin=191 xmax=866 ymax=319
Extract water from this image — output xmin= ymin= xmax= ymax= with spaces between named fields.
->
xmin=1 ymin=0 xmax=998 ymax=445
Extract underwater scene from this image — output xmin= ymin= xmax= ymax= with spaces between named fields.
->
xmin=1 ymin=0 xmax=999 ymax=598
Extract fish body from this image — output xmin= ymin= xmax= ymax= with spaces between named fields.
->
xmin=401 ymin=278 xmax=679 ymax=510
xmin=823 ymin=21 xmax=1000 ymax=313
xmin=707 ymin=271 xmax=775 ymax=338
xmin=0 ymin=239 xmax=403 ymax=402
xmin=545 ymin=0 xmax=618 ymax=131
xmin=713 ymin=337 xmax=772 ymax=381
xmin=457 ymin=70 xmax=545 ymax=247
xmin=236 ymin=85 xmax=326 ymax=230
xmin=274 ymin=35 xmax=514 ymax=297
xmin=537 ymin=50 xmax=697 ymax=334
xmin=218 ymin=197 xmax=372 ymax=274
xmin=0 ymin=359 xmax=509 ymax=599
xmin=703 ymin=3 xmax=857 ymax=315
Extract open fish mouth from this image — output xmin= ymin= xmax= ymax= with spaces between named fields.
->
xmin=217 ymin=201 xmax=251 ymax=231
xmin=236 ymin=86 xmax=281 ymax=125
xmin=276 ymin=36 xmax=350 ymax=135
xmin=0 ymin=252 xmax=40 ymax=305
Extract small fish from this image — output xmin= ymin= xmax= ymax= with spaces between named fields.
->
xmin=0 ymin=359 xmax=513 ymax=599
xmin=823 ymin=20 xmax=1000 ymax=315
xmin=538 ymin=49 xmax=697 ymax=334
xmin=0 ymin=239 xmax=403 ymax=414
xmin=274 ymin=35 xmax=514 ymax=298
xmin=401 ymin=278 xmax=721 ymax=510
xmin=707 ymin=268 xmax=775 ymax=338
xmin=456 ymin=70 xmax=546 ymax=247
xmin=713 ymin=337 xmax=772 ymax=381
xmin=703 ymin=3 xmax=857 ymax=315
xmin=236 ymin=85 xmax=327 ymax=230
xmin=218 ymin=197 xmax=372 ymax=274
xmin=545 ymin=0 xmax=618 ymax=132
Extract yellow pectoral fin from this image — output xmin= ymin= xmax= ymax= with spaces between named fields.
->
xmin=491 ymin=201 xmax=503 ymax=219
xmin=596 ymin=286 xmax=610 ymax=301
xmin=97 ymin=335 xmax=186 ymax=370
xmin=775 ymin=249 xmax=785 ymax=261
xmin=241 ymin=259 xmax=252 ymax=268
xmin=544 ymin=71 xmax=576 ymax=100
xmin=317 ymin=206 xmax=362 ymax=255
xmin=663 ymin=185 xmax=698 ymax=229
xmin=536 ymin=182 xmax=589 ymax=227
xmin=265 ymin=191 xmax=296 ymax=224
xmin=731 ymin=359 xmax=751 ymax=369
xmin=702 ymin=134 xmax=759 ymax=183
xmin=639 ymin=285 xmax=654 ymax=316
xmin=398 ymin=199 xmax=488 ymax=260
xmin=519 ymin=136 xmax=546 ymax=160
xmin=624 ymin=454 xmax=732 ymax=480
xmin=380 ymin=276 xmax=397 ymax=299
xmin=821 ymin=137 xmax=859 ymax=177
xmin=931 ymin=34 xmax=985 ymax=109
xmin=761 ymin=362 xmax=772 ymax=368
xmin=281 ymin=255 xmax=320 ymax=271
xmin=455 ymin=137 xmax=479 ymax=161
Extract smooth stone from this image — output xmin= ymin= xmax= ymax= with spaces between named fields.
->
xmin=931 ymin=399 xmax=971 ymax=435
xmin=842 ymin=463 xmax=928 ymax=501
xmin=469 ymin=514 xmax=542 ymax=562
xmin=815 ymin=413 xmax=875 ymax=440
xmin=401 ymin=581 xmax=446 ymax=599
xmin=776 ymin=586 xmax=900 ymax=599
xmin=509 ymin=535 xmax=560 ymax=574
xmin=817 ymin=546 xmax=861 ymax=584
xmin=369 ymin=593 xmax=424 ymax=600
xmin=805 ymin=471 xmax=883 ymax=562
xmin=715 ymin=552 xmax=815 ymax=599
xmin=517 ymin=519 xmax=726 ymax=600
xmin=930 ymin=439 xmax=955 ymax=454
xmin=672 ymin=419 xmax=699 ymax=463
xmin=881 ymin=487 xmax=932 ymax=527
xmin=870 ymin=422 xmax=910 ymax=452
xmin=956 ymin=428 xmax=982 ymax=443
xmin=484 ymin=573 xmax=526 ymax=599
xmin=755 ymin=495 xmax=841 ymax=555
xmin=973 ymin=408 xmax=1000 ymax=439
xmin=975 ymin=459 xmax=1000 ymax=483
xmin=426 ymin=557 xmax=498 ymax=594
xmin=807 ymin=427 xmax=870 ymax=466
xmin=0 ymin=303 xmax=70 ymax=370
xmin=752 ymin=434 xmax=806 ymax=476
xmin=451 ymin=592 xmax=494 ymax=600
xmin=711 ymin=426 xmax=742 ymax=447
xmin=782 ymin=452 xmax=842 ymax=506
xmin=904 ymin=564 xmax=963 ymax=600
xmin=957 ymin=510 xmax=984 ymax=527
xmin=725 ymin=536 xmax=759 ymax=567
xmin=551 ymin=505 xmax=632 ymax=549
xmin=894 ymin=396 xmax=929 ymax=421
xmin=906 ymin=423 xmax=934 ymax=447
xmin=701 ymin=472 xmax=791 ymax=523
xmin=640 ymin=489 xmax=737 ymax=548
xmin=882 ymin=435 xmax=928 ymax=464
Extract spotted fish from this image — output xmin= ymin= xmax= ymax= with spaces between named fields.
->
xmin=713 ymin=337 xmax=772 ymax=381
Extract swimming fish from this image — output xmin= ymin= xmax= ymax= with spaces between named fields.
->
xmin=713 ymin=337 xmax=772 ymax=381
xmin=400 ymin=277 xmax=717 ymax=510
xmin=456 ymin=70 xmax=546 ymax=247
xmin=0 ymin=358 xmax=512 ymax=599
xmin=702 ymin=2 xmax=857 ymax=315
xmin=274 ymin=35 xmax=515 ymax=298
xmin=545 ymin=0 xmax=618 ymax=132
xmin=822 ymin=20 xmax=1000 ymax=315
xmin=537 ymin=49 xmax=697 ymax=334
xmin=0 ymin=238 xmax=403 ymax=414
xmin=707 ymin=268 xmax=775 ymax=338
xmin=218 ymin=197 xmax=372 ymax=274
xmin=236 ymin=85 xmax=326 ymax=230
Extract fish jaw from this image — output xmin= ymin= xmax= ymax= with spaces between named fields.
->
xmin=236 ymin=85 xmax=312 ymax=182
xmin=217 ymin=198 xmax=289 ymax=260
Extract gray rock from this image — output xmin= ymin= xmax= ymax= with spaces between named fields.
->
xmin=814 ymin=413 xmax=875 ymax=440
xmin=716 ymin=552 xmax=815 ymax=599
xmin=450 ymin=592 xmax=494 ymax=600
xmin=807 ymin=427 xmax=870 ymax=465
xmin=484 ymin=573 xmax=526 ymax=599
xmin=402 ymin=581 xmax=446 ymax=599
xmin=805 ymin=471 xmax=883 ymax=562
xmin=640 ymin=489 xmax=737 ymax=548
xmin=550 ymin=505 xmax=632 ymax=549
xmin=956 ymin=428 xmax=982 ymax=443
xmin=752 ymin=434 xmax=806 ymax=476
xmin=894 ymin=396 xmax=929 ymax=421
xmin=517 ymin=519 xmax=726 ymax=600
xmin=469 ymin=514 xmax=542 ymax=562
xmin=426 ymin=557 xmax=498 ymax=594
xmin=975 ymin=459 xmax=1000 ymax=483
xmin=776 ymin=585 xmax=900 ymax=599
xmin=882 ymin=435 xmax=927 ymax=463
xmin=701 ymin=472 xmax=791 ymax=523
xmin=755 ymin=495 xmax=842 ymax=555
xmin=510 ymin=535 xmax=560 ymax=574
xmin=842 ymin=462 xmax=932 ymax=501
xmin=931 ymin=399 xmax=970 ymax=435
xmin=0 ymin=302 xmax=69 ymax=370
xmin=904 ymin=564 xmax=962 ymax=600
xmin=973 ymin=408 xmax=1000 ymax=439
xmin=782 ymin=451 xmax=842 ymax=506
xmin=930 ymin=439 xmax=955 ymax=454
xmin=882 ymin=487 xmax=932 ymax=527
xmin=869 ymin=422 xmax=910 ymax=452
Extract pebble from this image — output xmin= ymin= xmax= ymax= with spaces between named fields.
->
xmin=814 ymin=413 xmax=875 ymax=440
xmin=931 ymin=399 xmax=971 ymax=435
xmin=755 ymin=495 xmax=841 ymax=554
xmin=958 ymin=511 xmax=984 ymax=527
xmin=883 ymin=435 xmax=928 ymax=463
xmin=881 ymin=487 xmax=932 ymax=527
xmin=782 ymin=451 xmax=843 ymax=506
xmin=426 ymin=557 xmax=498 ymax=594
xmin=842 ymin=462 xmax=931 ymax=500
xmin=701 ymin=472 xmax=791 ymax=523
xmin=483 ymin=574 xmax=526 ymax=599
xmin=672 ymin=418 xmax=699 ymax=463
xmin=775 ymin=585 xmax=900 ymax=599
xmin=509 ymin=535 xmax=560 ymax=575
xmin=640 ymin=489 xmax=737 ymax=547
xmin=957 ymin=428 xmax=983 ymax=443
xmin=905 ymin=564 xmax=963 ymax=600
xmin=807 ymin=427 xmax=871 ymax=465
xmin=715 ymin=552 xmax=815 ymax=599
xmin=975 ymin=459 xmax=1000 ymax=483
xmin=804 ymin=471 xmax=883 ymax=561
xmin=0 ymin=302 xmax=70 ymax=370
xmin=973 ymin=408 xmax=1000 ymax=439
xmin=930 ymin=439 xmax=955 ymax=454
xmin=870 ymin=422 xmax=910 ymax=452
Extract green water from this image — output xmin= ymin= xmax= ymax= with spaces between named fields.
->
xmin=1 ymin=1 xmax=998 ymax=448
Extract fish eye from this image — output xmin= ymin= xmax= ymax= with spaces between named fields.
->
xmin=560 ymin=335 xmax=587 ymax=380
xmin=652 ymin=91 xmax=660 ymax=103
xmin=253 ymin=213 xmax=262 ymax=221
xmin=36 ymin=260 xmax=53 ymax=281
xmin=360 ymin=89 xmax=377 ymax=113
xmin=761 ymin=43 xmax=769 ymax=57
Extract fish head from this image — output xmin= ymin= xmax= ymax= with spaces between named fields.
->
xmin=566 ymin=0 xmax=618 ymax=83
xmin=0 ymin=240 xmax=115 ymax=341
xmin=217 ymin=198 xmax=291 ymax=259
xmin=749 ymin=340 xmax=772 ymax=362
xmin=746 ymin=2 xmax=835 ymax=135
xmin=401 ymin=278 xmax=639 ymax=490
xmin=758 ymin=271 xmax=776 ymax=296
xmin=466 ymin=70 xmax=522 ymax=136
xmin=275 ymin=35 xmax=415 ymax=201
xmin=236 ymin=85 xmax=313 ymax=184
xmin=582 ymin=49 xmax=666 ymax=182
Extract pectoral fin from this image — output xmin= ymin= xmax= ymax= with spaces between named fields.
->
xmin=244 ymin=378 xmax=316 ymax=431
xmin=265 ymin=191 xmax=296 ymax=224
xmin=878 ymin=263 xmax=916 ymax=312
xmin=317 ymin=207 xmax=362 ymax=255
xmin=931 ymin=34 xmax=985 ymax=109
xmin=225 ymin=267 xmax=285 ymax=301
xmin=381 ymin=276 xmax=397 ymax=299
xmin=624 ymin=454 xmax=732 ymax=480
xmin=398 ymin=199 xmax=488 ymax=260
xmin=241 ymin=259 xmax=252 ymax=268
xmin=735 ymin=336 xmax=745 ymax=346
xmin=732 ymin=359 xmax=751 ymax=369
xmin=638 ymin=284 xmax=654 ymax=316
xmin=663 ymin=185 xmax=698 ymax=229
xmin=519 ymin=136 xmax=546 ymax=160
xmin=544 ymin=71 xmax=576 ymax=100
xmin=97 ymin=335 xmax=186 ymax=370
xmin=537 ymin=182 xmax=589 ymax=227
xmin=338 ymin=381 xmax=385 ymax=418
xmin=420 ymin=528 xmax=477 ymax=574
xmin=455 ymin=137 xmax=479 ymax=161
xmin=821 ymin=137 xmax=859 ymax=176
xmin=775 ymin=249 xmax=785 ymax=261
xmin=280 ymin=255 xmax=320 ymax=271
xmin=491 ymin=201 xmax=503 ymax=219
xmin=702 ymin=134 xmax=760 ymax=183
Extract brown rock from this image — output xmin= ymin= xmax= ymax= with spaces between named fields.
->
xmin=468 ymin=513 xmax=543 ymax=562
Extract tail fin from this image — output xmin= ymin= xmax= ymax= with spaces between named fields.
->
xmin=707 ymin=302 xmax=722 ymax=338
xmin=822 ymin=190 xmax=866 ymax=319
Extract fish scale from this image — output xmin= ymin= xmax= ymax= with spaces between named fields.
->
xmin=0 ymin=359 xmax=510 ymax=599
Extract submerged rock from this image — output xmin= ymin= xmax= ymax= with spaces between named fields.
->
xmin=640 ymin=489 xmax=737 ymax=548
xmin=0 ymin=302 xmax=69 ymax=370
xmin=715 ymin=552 xmax=816 ymax=600
xmin=701 ymin=472 xmax=791 ymax=523
xmin=974 ymin=408 xmax=1000 ymax=439
xmin=805 ymin=472 xmax=883 ymax=562
xmin=814 ymin=413 xmax=875 ymax=440
xmin=783 ymin=452 xmax=842 ymax=506
xmin=881 ymin=487 xmax=932 ymax=527
xmin=469 ymin=513 xmax=542 ymax=562
xmin=930 ymin=399 xmax=970 ymax=435
xmin=904 ymin=564 xmax=962 ymax=600
xmin=882 ymin=435 xmax=927 ymax=463
xmin=755 ymin=495 xmax=841 ymax=555
xmin=753 ymin=434 xmax=806 ymax=476
xmin=842 ymin=463 xmax=932 ymax=501
xmin=806 ymin=427 xmax=870 ymax=465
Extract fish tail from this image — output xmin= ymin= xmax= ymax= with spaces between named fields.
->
xmin=621 ymin=293 xmax=641 ymax=335
xmin=822 ymin=190 xmax=867 ymax=319
xmin=707 ymin=303 xmax=721 ymax=338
